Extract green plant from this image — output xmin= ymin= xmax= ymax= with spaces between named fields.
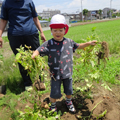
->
xmin=0 ymin=93 xmax=17 ymax=108
xmin=15 ymin=45 xmax=49 ymax=83
xmin=0 ymin=20 xmax=120 ymax=119
xmin=96 ymin=110 xmax=107 ymax=119
xmin=0 ymin=52 xmax=4 ymax=66
xmin=73 ymin=27 xmax=112 ymax=95
xmin=76 ymin=100 xmax=106 ymax=120
xmin=17 ymin=104 xmax=62 ymax=120
xmin=83 ymin=9 xmax=89 ymax=21
xmin=98 ymin=9 xmax=102 ymax=19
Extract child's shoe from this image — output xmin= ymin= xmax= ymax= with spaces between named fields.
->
xmin=65 ymin=100 xmax=76 ymax=113
xmin=49 ymin=102 xmax=57 ymax=113
xmin=49 ymin=106 xmax=57 ymax=112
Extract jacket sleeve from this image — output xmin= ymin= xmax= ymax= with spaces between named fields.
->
xmin=37 ymin=41 xmax=49 ymax=56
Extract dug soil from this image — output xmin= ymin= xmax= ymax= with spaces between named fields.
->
xmin=40 ymin=83 xmax=120 ymax=120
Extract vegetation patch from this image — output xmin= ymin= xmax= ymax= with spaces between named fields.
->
xmin=0 ymin=19 xmax=120 ymax=120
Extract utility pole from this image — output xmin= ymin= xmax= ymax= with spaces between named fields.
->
xmin=81 ymin=0 xmax=83 ymax=21
xmin=110 ymin=0 xmax=112 ymax=18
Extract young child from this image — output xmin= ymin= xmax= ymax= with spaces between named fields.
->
xmin=32 ymin=14 xmax=97 ymax=113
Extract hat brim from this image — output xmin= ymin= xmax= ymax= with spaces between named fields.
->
xmin=50 ymin=24 xmax=69 ymax=35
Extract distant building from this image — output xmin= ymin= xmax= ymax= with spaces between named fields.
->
xmin=61 ymin=13 xmax=70 ymax=25
xmin=39 ymin=20 xmax=49 ymax=27
xmin=103 ymin=8 xmax=116 ymax=18
xmin=87 ymin=10 xmax=101 ymax=20
xmin=38 ymin=9 xmax=60 ymax=19
xmin=62 ymin=13 xmax=80 ymax=22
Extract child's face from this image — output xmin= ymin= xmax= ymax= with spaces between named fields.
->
xmin=51 ymin=28 xmax=65 ymax=41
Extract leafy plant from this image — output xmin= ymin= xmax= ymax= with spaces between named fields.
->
xmin=17 ymin=104 xmax=62 ymax=120
xmin=15 ymin=45 xmax=49 ymax=83
xmin=0 ymin=53 xmax=4 ymax=66
xmin=96 ymin=110 xmax=107 ymax=119
xmin=73 ymin=27 xmax=111 ymax=94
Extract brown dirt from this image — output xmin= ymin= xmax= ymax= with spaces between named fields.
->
xmin=1 ymin=41 xmax=13 ymax=58
xmin=33 ymin=79 xmax=46 ymax=91
xmin=0 ymin=94 xmax=5 ymax=98
xmin=39 ymin=83 xmax=120 ymax=120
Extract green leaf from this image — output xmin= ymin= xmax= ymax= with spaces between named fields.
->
xmin=15 ymin=53 xmax=21 ymax=61
xmin=92 ymin=27 xmax=96 ymax=31
xmin=0 ymin=55 xmax=3 ymax=59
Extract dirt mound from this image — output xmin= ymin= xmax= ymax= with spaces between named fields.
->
xmin=40 ymin=86 xmax=120 ymax=120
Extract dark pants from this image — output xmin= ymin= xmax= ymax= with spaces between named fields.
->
xmin=50 ymin=78 xmax=73 ymax=99
xmin=8 ymin=33 xmax=40 ymax=86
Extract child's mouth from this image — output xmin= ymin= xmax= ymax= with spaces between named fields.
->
xmin=56 ymin=36 xmax=60 ymax=38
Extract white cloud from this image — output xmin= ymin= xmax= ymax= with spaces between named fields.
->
xmin=36 ymin=5 xmax=49 ymax=13
xmin=36 ymin=0 xmax=120 ymax=14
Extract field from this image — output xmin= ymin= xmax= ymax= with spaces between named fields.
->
xmin=0 ymin=19 xmax=120 ymax=120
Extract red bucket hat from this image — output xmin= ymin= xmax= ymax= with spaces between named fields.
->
xmin=49 ymin=14 xmax=69 ymax=35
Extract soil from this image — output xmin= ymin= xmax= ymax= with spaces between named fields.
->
xmin=1 ymin=41 xmax=13 ymax=59
xmin=39 ymin=82 xmax=120 ymax=120
xmin=0 ymin=94 xmax=4 ymax=98
xmin=33 ymin=79 xmax=46 ymax=91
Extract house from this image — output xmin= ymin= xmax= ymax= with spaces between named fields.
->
xmin=102 ymin=8 xmax=116 ymax=18
xmin=38 ymin=9 xmax=60 ymax=19
xmin=62 ymin=10 xmax=102 ymax=22
xmin=87 ymin=10 xmax=101 ymax=20
xmin=60 ymin=13 xmax=70 ymax=25
xmin=39 ymin=20 xmax=49 ymax=27
xmin=61 ymin=13 xmax=80 ymax=23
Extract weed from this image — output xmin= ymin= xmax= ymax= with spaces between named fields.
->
xmin=16 ymin=103 xmax=62 ymax=120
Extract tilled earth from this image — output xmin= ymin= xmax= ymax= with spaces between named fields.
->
xmin=40 ymin=83 xmax=120 ymax=120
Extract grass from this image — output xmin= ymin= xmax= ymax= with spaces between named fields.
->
xmin=65 ymin=19 xmax=120 ymax=54
xmin=0 ymin=19 xmax=120 ymax=119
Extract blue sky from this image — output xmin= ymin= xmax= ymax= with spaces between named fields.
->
xmin=34 ymin=0 xmax=120 ymax=14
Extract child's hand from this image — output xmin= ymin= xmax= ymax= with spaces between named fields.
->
xmin=89 ymin=40 xmax=97 ymax=45
xmin=31 ymin=50 xmax=39 ymax=59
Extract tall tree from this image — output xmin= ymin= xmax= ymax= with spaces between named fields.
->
xmin=83 ymin=9 xmax=88 ymax=21
xmin=38 ymin=16 xmax=42 ymax=20
xmin=98 ymin=9 xmax=102 ymax=19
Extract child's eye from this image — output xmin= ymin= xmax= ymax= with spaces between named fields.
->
xmin=60 ymin=30 xmax=63 ymax=32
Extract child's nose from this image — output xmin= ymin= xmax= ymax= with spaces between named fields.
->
xmin=56 ymin=31 xmax=60 ymax=33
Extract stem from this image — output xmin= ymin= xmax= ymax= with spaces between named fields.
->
xmin=91 ymin=100 xmax=103 ymax=113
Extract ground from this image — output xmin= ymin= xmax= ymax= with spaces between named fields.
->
xmin=39 ymin=83 xmax=120 ymax=120
xmin=0 ymin=83 xmax=120 ymax=120
xmin=1 ymin=19 xmax=120 ymax=119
